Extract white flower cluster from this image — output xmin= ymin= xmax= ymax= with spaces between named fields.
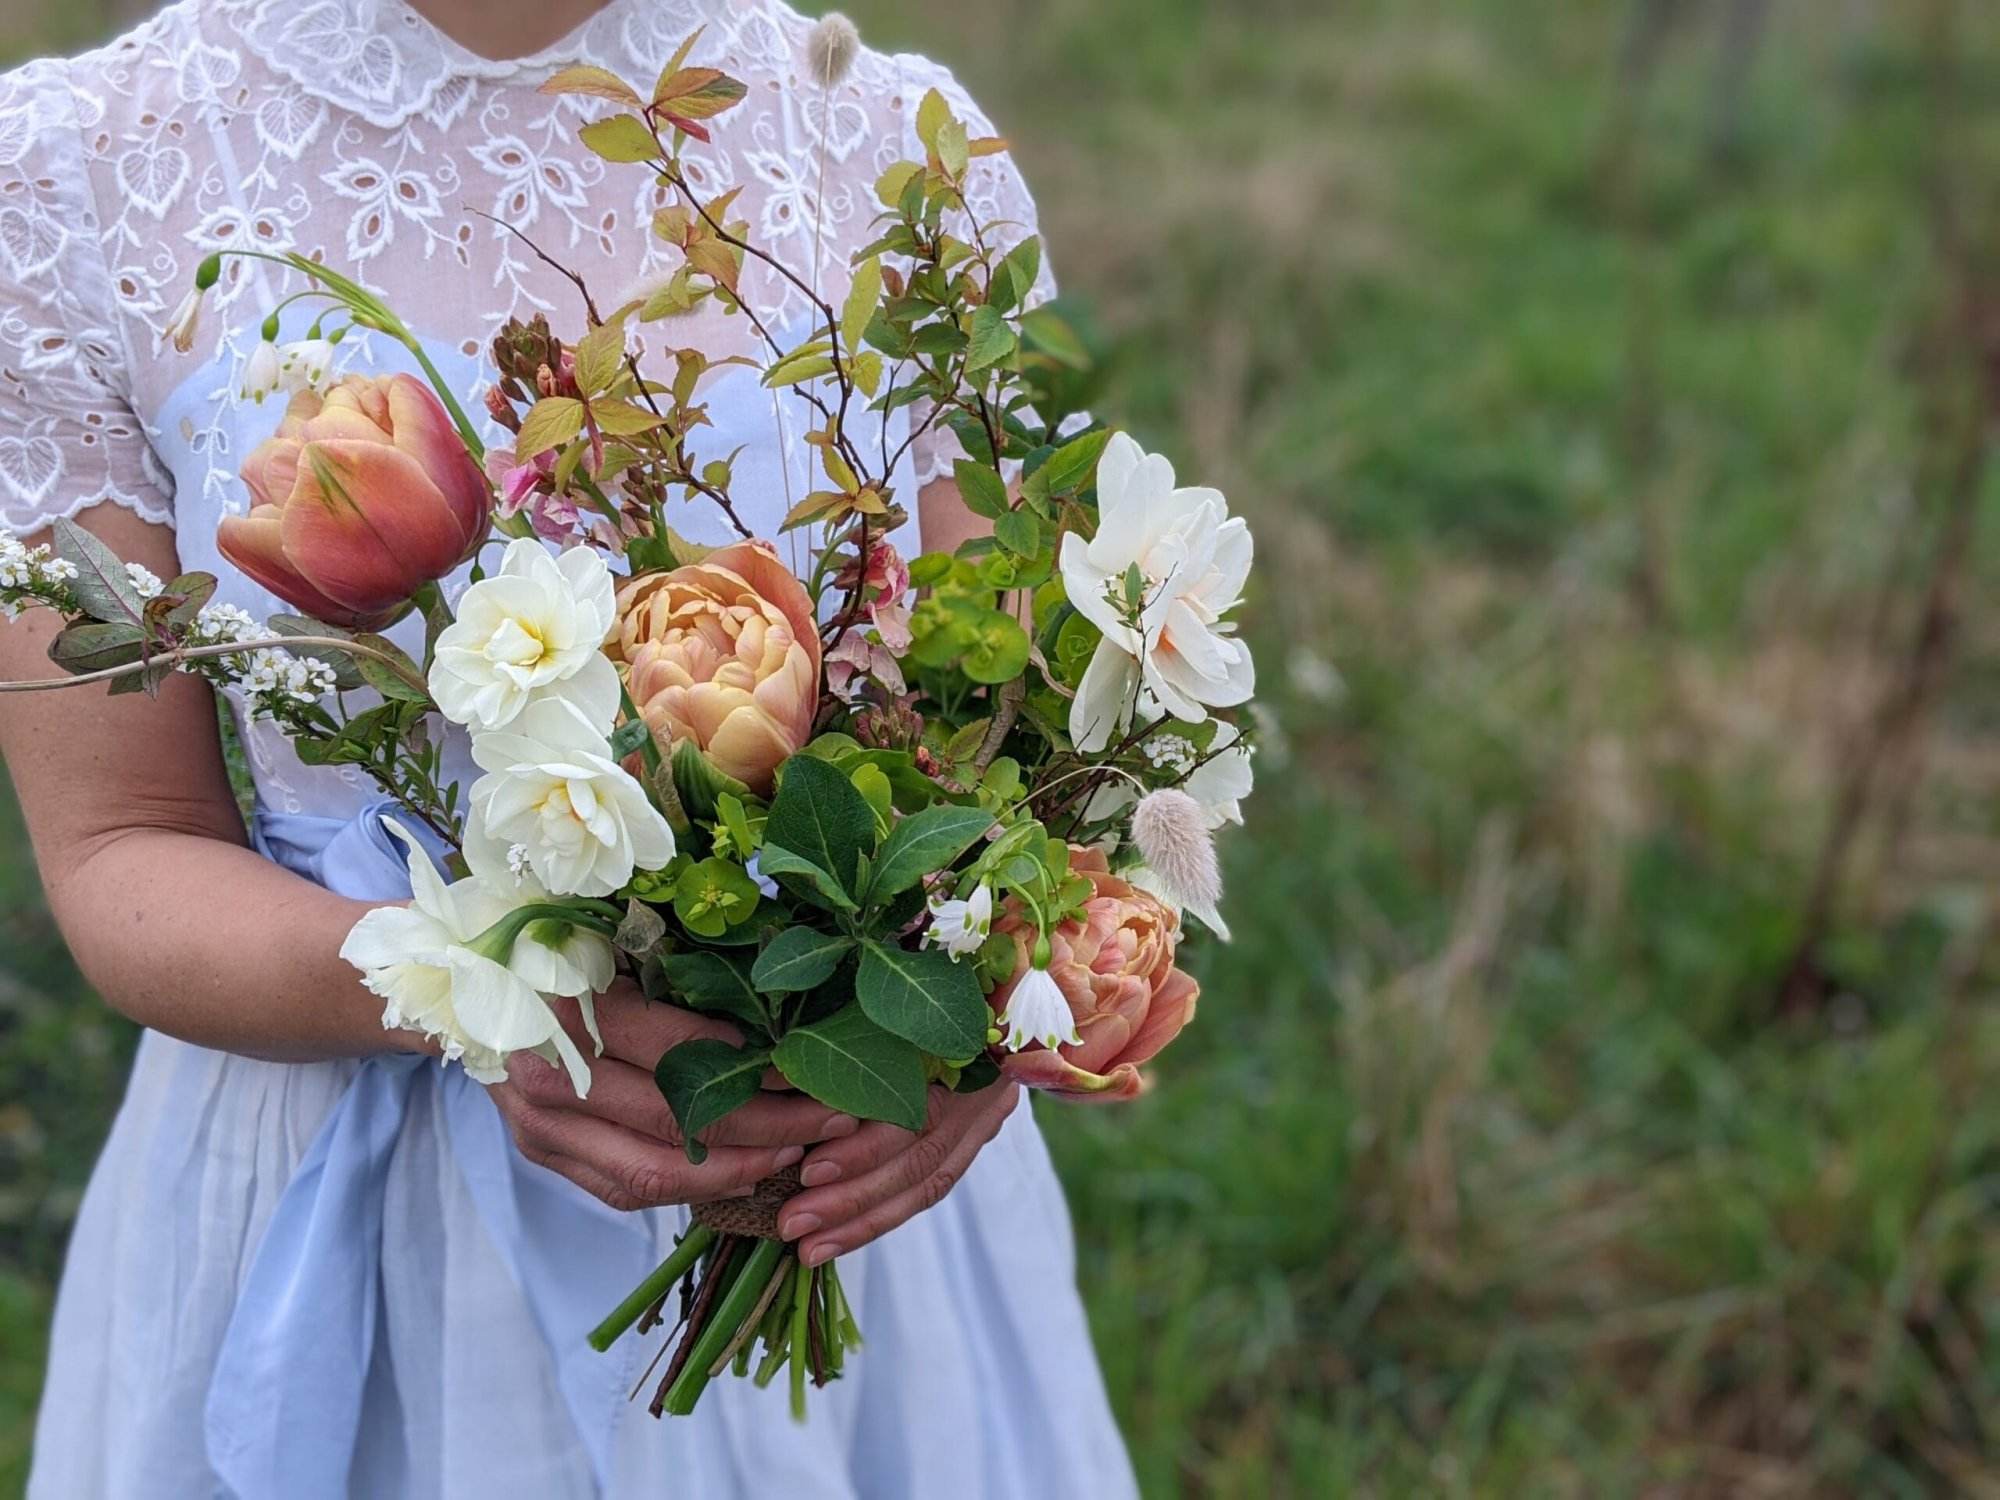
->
xmin=0 ymin=531 xmax=81 ymax=620
xmin=189 ymin=602 xmax=261 ymax=647
xmin=1141 ymin=732 xmax=1198 ymax=776
xmin=240 ymin=647 xmax=340 ymax=718
xmin=238 ymin=338 xmax=337 ymax=404
xmin=125 ymin=562 xmax=165 ymax=600
xmin=343 ymin=539 xmax=679 ymax=1101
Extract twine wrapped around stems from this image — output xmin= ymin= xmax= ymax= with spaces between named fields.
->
xmin=689 ymin=1164 xmax=803 ymax=1240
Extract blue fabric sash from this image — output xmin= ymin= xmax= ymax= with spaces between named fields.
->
xmin=202 ymin=799 xmax=657 ymax=1498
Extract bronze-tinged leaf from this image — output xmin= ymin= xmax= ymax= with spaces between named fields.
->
xmin=652 ymin=67 xmax=748 ymax=121
xmin=969 ymin=136 xmax=1009 ymax=158
xmin=653 ymin=26 xmax=707 ymax=102
xmin=652 ymin=205 xmax=693 ymax=246
xmin=579 ymin=114 xmax=659 ymax=164
xmin=515 ymin=396 xmax=587 ymax=457
xmin=684 ymin=237 xmax=741 ymax=294
xmin=539 ymin=66 xmax=641 ymax=107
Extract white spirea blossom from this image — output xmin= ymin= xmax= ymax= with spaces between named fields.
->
xmin=1000 ymin=965 xmax=1081 ymax=1053
xmin=191 ymin=602 xmax=260 ymax=646
xmin=461 ymin=695 xmax=677 ymax=899
xmin=924 ymin=884 xmax=994 ymax=960
xmin=430 ymin=538 xmax=620 ymax=732
xmin=340 ymin=819 xmax=614 ymax=1096
xmin=1060 ymin=433 xmax=1255 ymax=752
xmin=0 ymin=533 xmax=37 ymax=589
xmin=124 ymin=562 xmax=164 ymax=600
xmin=239 ymin=647 xmax=338 ymax=718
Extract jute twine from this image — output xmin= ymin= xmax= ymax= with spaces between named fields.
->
xmin=690 ymin=1163 xmax=804 ymax=1240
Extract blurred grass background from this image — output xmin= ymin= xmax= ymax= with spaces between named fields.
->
xmin=7 ymin=0 xmax=2000 ymax=1494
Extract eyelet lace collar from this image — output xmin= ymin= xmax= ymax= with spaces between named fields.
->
xmin=218 ymin=0 xmax=735 ymax=129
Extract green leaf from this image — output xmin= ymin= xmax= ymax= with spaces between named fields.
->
xmin=771 ymin=1005 xmax=928 ymax=1129
xmin=952 ymin=459 xmax=1010 ymax=520
xmin=856 ymin=941 xmax=990 ymax=1057
xmin=671 ymin=738 xmax=750 ymax=822
xmin=47 ymin=620 xmax=145 ymax=673
xmin=876 ymin=161 xmax=923 ymax=210
xmin=993 ymin=507 xmax=1040 ymax=558
xmin=841 ymin=256 xmax=882 ymax=356
xmin=764 ymin=754 xmax=876 ymax=900
xmin=579 ymin=114 xmax=660 ymax=164
xmin=1024 ymin=427 xmax=1110 ymax=504
xmin=515 ymin=396 xmax=586 ymax=458
xmin=990 ymin=236 xmax=1042 ymax=316
xmin=963 ymin=304 xmax=1016 ymax=373
xmin=52 ymin=519 xmax=143 ymax=625
xmin=655 ymin=949 xmax=768 ymax=1033
xmin=655 ymin=1039 xmax=770 ymax=1164
xmin=960 ymin=609 xmax=1031 ymax=685
xmin=608 ymin=718 xmax=652 ymax=760
xmin=915 ymin=89 xmax=953 ymax=156
xmin=868 ymin=805 xmax=997 ymax=901
xmin=751 ymin=928 xmax=855 ymax=993
xmin=352 ymin=633 xmax=428 ymax=702
xmin=756 ymin=844 xmax=860 ymax=913
xmin=573 ymin=323 xmax=628 ymax=397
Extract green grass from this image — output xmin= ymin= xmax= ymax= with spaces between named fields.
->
xmin=7 ymin=0 xmax=2000 ymax=1494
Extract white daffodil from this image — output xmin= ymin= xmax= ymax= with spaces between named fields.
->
xmin=1060 ymin=433 xmax=1255 ymax=752
xmin=238 ymin=341 xmax=284 ymax=403
xmin=277 ymin=337 xmax=336 ymax=395
xmin=339 ymin=819 xmax=615 ymax=1095
xmin=461 ymin=695 xmax=676 ymax=899
xmin=999 ymin=964 xmax=1082 ymax=1053
xmin=429 ymin=537 xmax=621 ymax=732
xmin=924 ymin=884 xmax=994 ymax=961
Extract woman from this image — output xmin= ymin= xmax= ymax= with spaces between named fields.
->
xmin=0 ymin=0 xmax=1138 ymax=1494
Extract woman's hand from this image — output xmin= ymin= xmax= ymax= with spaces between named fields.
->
xmin=776 ymin=1080 xmax=1021 ymax=1266
xmin=489 ymin=980 xmax=859 ymax=1211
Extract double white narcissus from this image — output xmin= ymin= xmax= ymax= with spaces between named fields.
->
xmin=1060 ymin=433 xmax=1255 ymax=753
xmin=339 ymin=820 xmax=615 ymax=1094
xmin=463 ymin=695 xmax=677 ymax=899
xmin=430 ymin=537 xmax=622 ymax=732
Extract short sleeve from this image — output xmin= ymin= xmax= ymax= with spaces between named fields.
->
xmin=890 ymin=55 xmax=1064 ymax=487
xmin=0 ymin=59 xmax=174 ymax=535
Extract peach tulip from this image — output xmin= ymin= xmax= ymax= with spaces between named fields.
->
xmin=987 ymin=847 xmax=1200 ymax=1100
xmin=220 ymin=374 xmax=490 ymax=629
xmin=610 ymin=540 xmax=821 ymax=794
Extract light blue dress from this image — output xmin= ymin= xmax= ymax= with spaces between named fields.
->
xmin=0 ymin=0 xmax=1138 ymax=1493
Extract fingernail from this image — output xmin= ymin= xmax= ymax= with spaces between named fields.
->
xmin=823 ymin=1113 xmax=859 ymax=1138
xmin=800 ymin=1160 xmax=842 ymax=1188
xmin=775 ymin=1145 xmax=805 ymax=1168
xmin=803 ymin=1242 xmax=838 ymax=1267
xmin=782 ymin=1212 xmax=821 ymax=1241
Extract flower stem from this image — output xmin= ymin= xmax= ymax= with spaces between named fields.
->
xmin=0 ymin=634 xmax=430 ymax=699
xmin=588 ymin=1225 xmax=716 ymax=1351
xmin=662 ymin=1233 xmax=786 ymax=1416
xmin=788 ymin=1253 xmax=813 ymax=1420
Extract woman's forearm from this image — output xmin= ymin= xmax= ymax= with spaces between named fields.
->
xmin=43 ymin=825 xmax=409 ymax=1062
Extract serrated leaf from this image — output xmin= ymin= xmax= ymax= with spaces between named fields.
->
xmin=655 ymin=1039 xmax=770 ymax=1164
xmin=772 ymin=1005 xmax=928 ymax=1129
xmin=656 ymin=949 xmax=768 ymax=1033
xmin=751 ymin=928 xmax=855 ymax=994
xmin=764 ymin=754 xmax=876 ymax=899
xmin=868 ymin=804 xmax=996 ymax=901
xmin=580 ymin=114 xmax=659 ymax=164
xmin=52 ymin=519 xmax=143 ymax=625
xmin=952 ymin=459 xmax=1010 ymax=520
xmin=515 ymin=396 xmax=586 ymax=457
xmin=653 ymin=27 xmax=706 ymax=102
xmin=857 ymin=940 xmax=989 ymax=1057
xmin=653 ymin=67 xmax=747 ymax=121
xmin=994 ymin=507 xmax=1040 ymax=558
xmin=963 ymin=304 xmax=1016 ymax=373
xmin=841 ymin=256 xmax=882 ymax=354
xmin=590 ymin=398 xmax=664 ymax=437
xmin=573 ymin=322 xmax=627 ymax=396
xmin=539 ymin=66 xmax=641 ymax=107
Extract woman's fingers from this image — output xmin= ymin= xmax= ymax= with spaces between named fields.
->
xmin=776 ymin=1084 xmax=1019 ymax=1256
xmin=504 ymin=1049 xmax=857 ymax=1151
xmin=581 ymin=984 xmax=741 ymax=1066
xmin=782 ymin=1084 xmax=1020 ymax=1265
xmin=498 ymin=1083 xmax=808 ymax=1209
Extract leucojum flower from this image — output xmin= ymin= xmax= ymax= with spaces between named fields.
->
xmin=1061 ymin=433 xmax=1255 ymax=752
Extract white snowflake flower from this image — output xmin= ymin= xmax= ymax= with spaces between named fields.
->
xmin=923 ymin=884 xmax=994 ymax=961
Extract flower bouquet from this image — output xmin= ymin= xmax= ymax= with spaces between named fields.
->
xmin=0 ymin=21 xmax=1254 ymax=1422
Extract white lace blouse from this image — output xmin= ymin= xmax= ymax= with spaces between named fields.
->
xmin=0 ymin=0 xmax=1058 ymax=816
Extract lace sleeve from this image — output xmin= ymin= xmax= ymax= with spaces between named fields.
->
xmin=889 ymin=55 xmax=1063 ymax=488
xmin=0 ymin=59 xmax=174 ymax=536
